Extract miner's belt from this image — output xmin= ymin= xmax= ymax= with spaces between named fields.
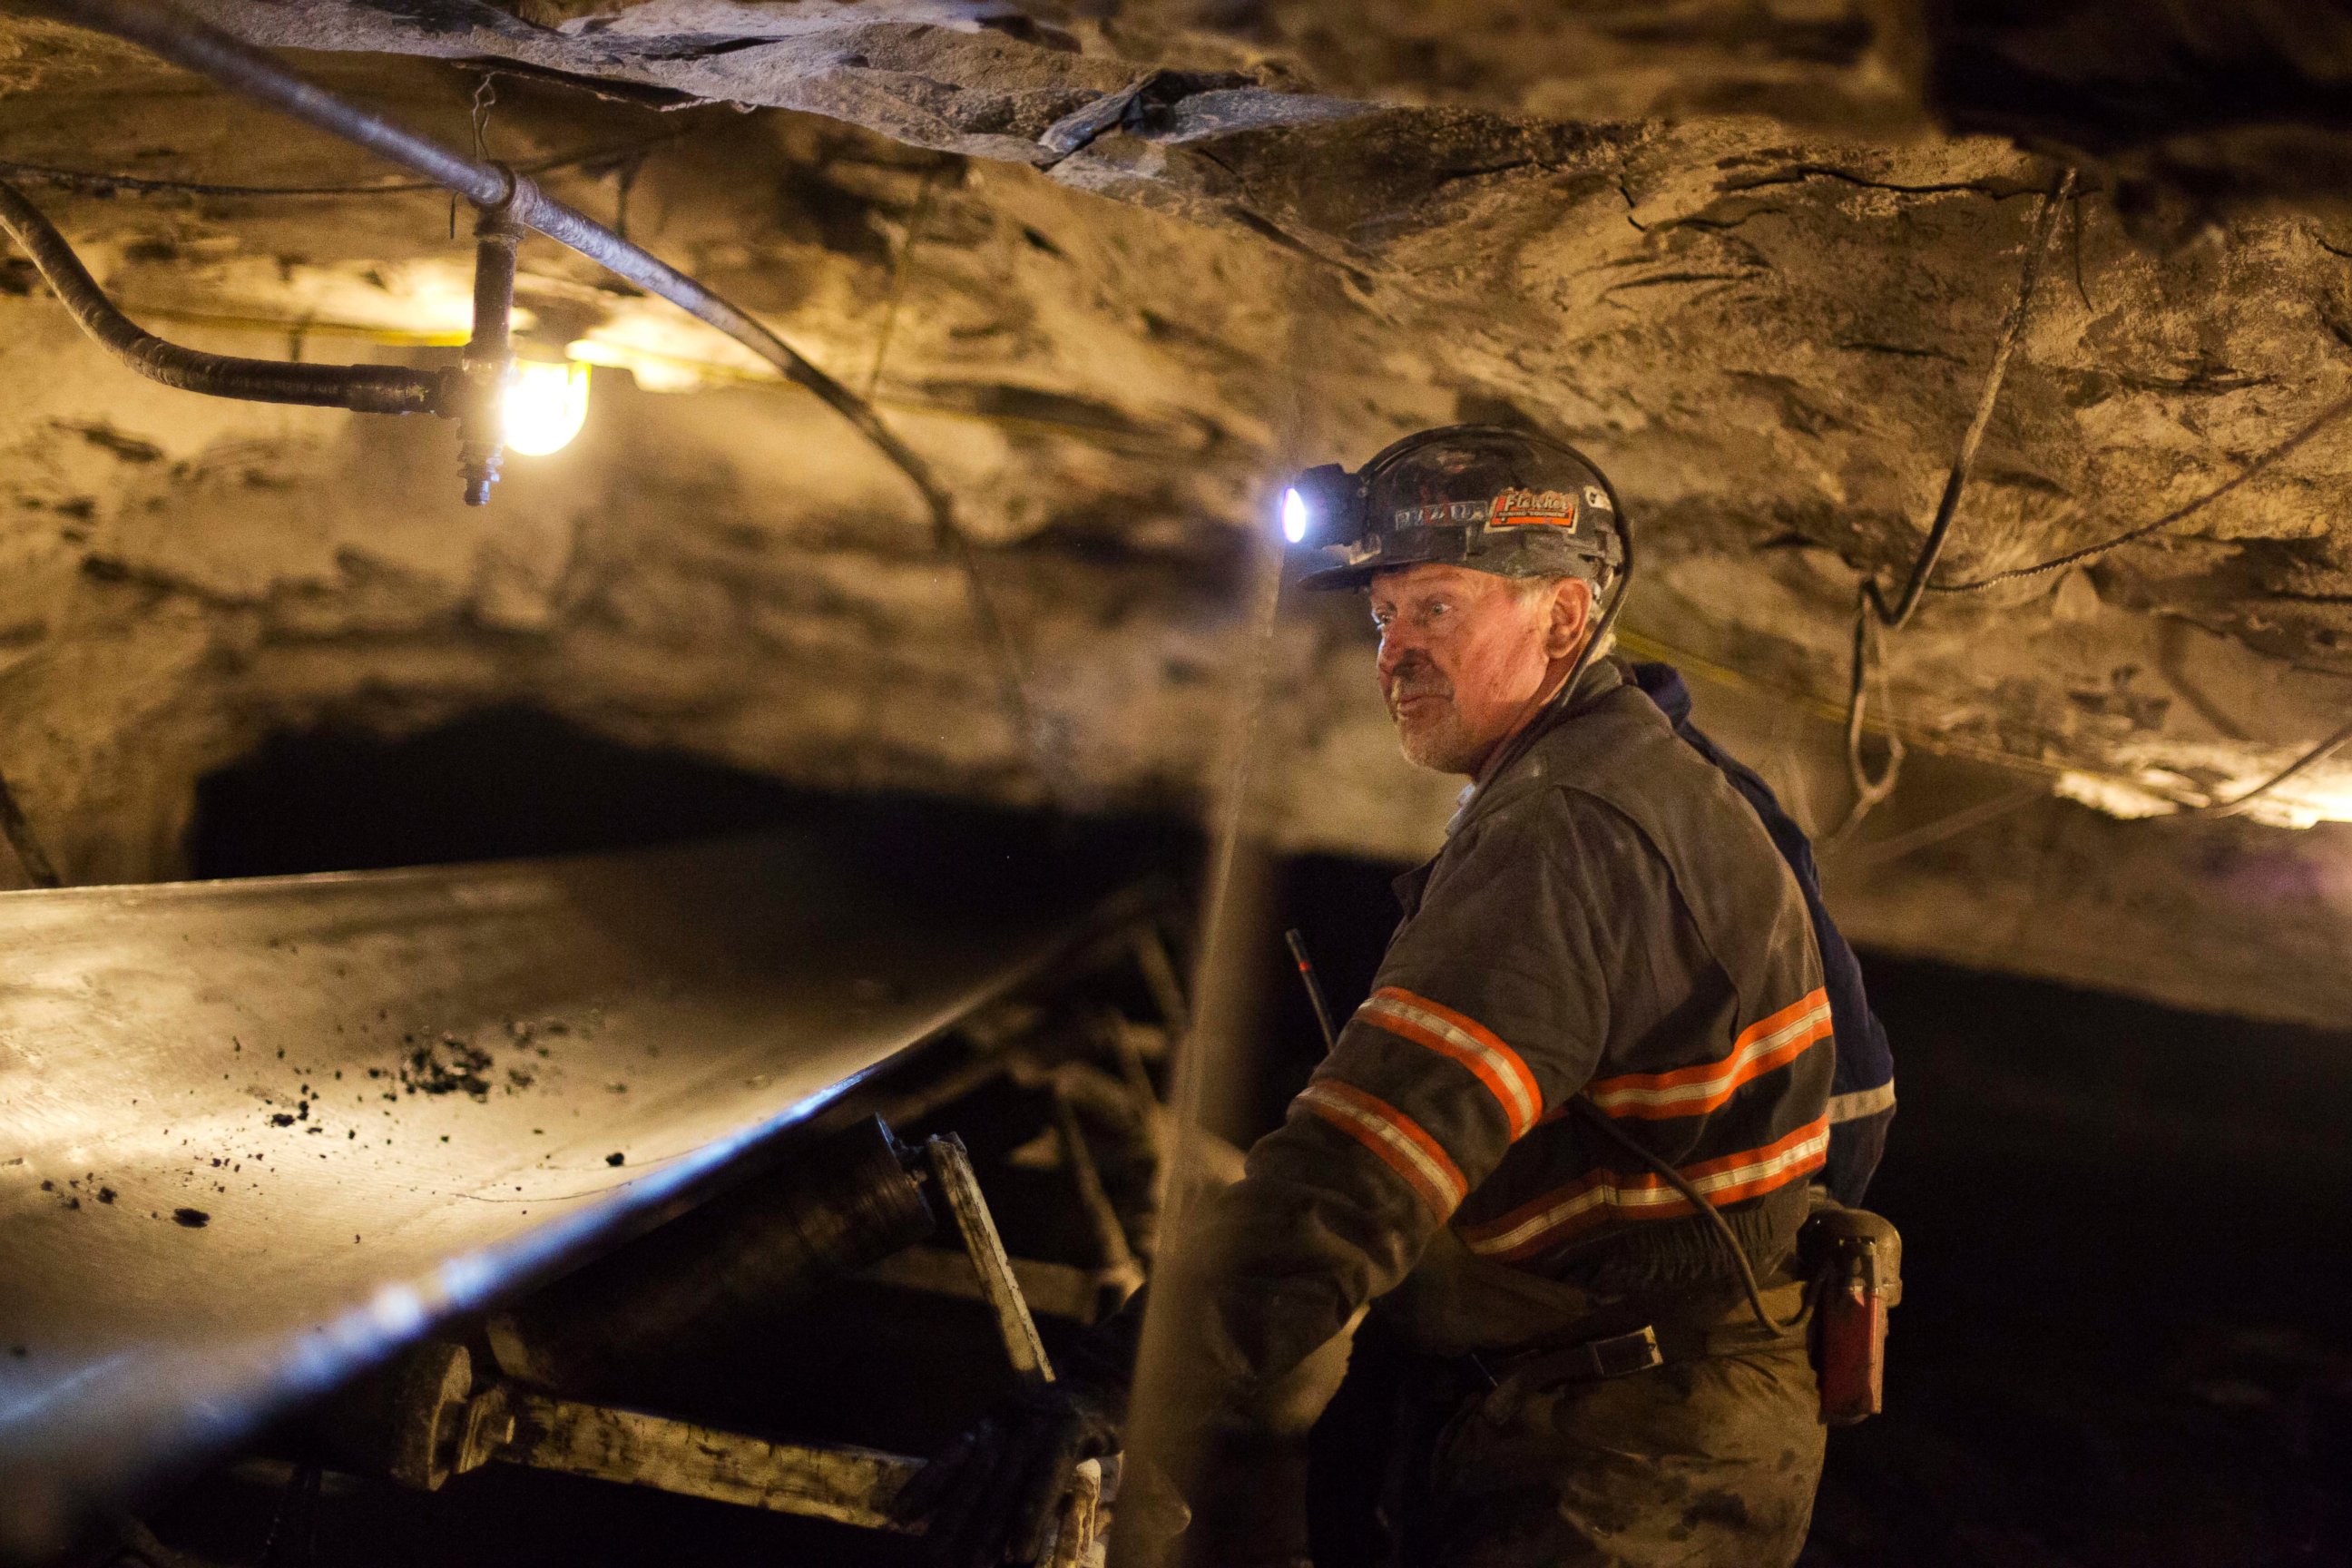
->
xmin=1465 ymin=1278 xmax=1811 ymax=1418
xmin=1472 ymin=1324 xmax=1667 ymax=1391
xmin=1469 ymin=1321 xmax=1725 ymax=1426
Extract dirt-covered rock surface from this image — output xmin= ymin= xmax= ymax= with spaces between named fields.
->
xmin=4 ymin=0 xmax=2351 ymax=1023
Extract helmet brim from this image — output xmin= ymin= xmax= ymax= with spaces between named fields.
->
xmin=1297 ymin=560 xmax=1380 ymax=591
xmin=1296 ymin=532 xmax=1458 ymax=591
xmin=1297 ymin=539 xmax=1607 ymax=592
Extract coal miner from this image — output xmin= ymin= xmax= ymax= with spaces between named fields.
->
xmin=901 ymin=426 xmax=1898 ymax=1568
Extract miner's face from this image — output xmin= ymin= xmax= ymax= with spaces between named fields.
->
xmin=1369 ymin=564 xmax=1590 ymax=777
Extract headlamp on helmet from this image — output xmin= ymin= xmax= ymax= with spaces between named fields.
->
xmin=1278 ymin=464 xmax=1367 ymax=550
xmin=1276 ymin=424 xmax=1640 ymax=736
xmin=1279 ymin=425 xmax=1627 ymax=595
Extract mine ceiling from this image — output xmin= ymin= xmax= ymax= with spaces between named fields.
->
xmin=3 ymin=0 xmax=2352 ymax=1024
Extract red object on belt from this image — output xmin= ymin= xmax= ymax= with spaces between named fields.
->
xmin=1816 ymin=1236 xmax=1886 ymax=1425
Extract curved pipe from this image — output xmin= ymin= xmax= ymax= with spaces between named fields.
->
xmin=34 ymin=0 xmax=961 ymax=530
xmin=33 ymin=0 xmax=1052 ymax=779
xmin=0 ymin=179 xmax=449 ymax=414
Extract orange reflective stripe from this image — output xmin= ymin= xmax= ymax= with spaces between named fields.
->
xmin=1585 ymin=989 xmax=1831 ymax=1121
xmin=1457 ymin=1115 xmax=1829 ymax=1263
xmin=1296 ymin=1080 xmax=1467 ymax=1219
xmin=1669 ymin=1116 xmax=1830 ymax=1198
xmin=1357 ymin=986 xmax=1542 ymax=1139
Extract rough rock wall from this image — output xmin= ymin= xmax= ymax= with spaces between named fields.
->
xmin=5 ymin=6 xmax=2352 ymax=1024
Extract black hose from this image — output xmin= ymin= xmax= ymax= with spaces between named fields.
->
xmin=0 ymin=180 xmax=447 ymax=414
xmin=1564 ymin=1100 xmax=1804 ymax=1338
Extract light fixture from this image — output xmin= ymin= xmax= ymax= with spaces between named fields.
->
xmin=502 ymin=357 xmax=591 ymax=457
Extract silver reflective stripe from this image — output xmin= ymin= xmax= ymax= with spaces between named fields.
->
xmin=1826 ymin=1081 xmax=1896 ymax=1123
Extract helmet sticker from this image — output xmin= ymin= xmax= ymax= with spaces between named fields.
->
xmin=1487 ymin=487 xmax=1580 ymax=531
xmin=1583 ymin=485 xmax=1612 ymax=513
xmin=1391 ymin=500 xmax=1490 ymax=527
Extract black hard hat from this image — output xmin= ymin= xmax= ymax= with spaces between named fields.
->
xmin=1289 ymin=425 xmax=1627 ymax=592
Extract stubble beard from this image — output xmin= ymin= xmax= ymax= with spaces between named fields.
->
xmin=1393 ymin=701 xmax=1478 ymax=775
xmin=1387 ymin=652 xmax=1481 ymax=774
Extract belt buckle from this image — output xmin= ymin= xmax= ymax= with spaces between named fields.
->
xmin=1583 ymin=1324 xmax=1663 ymax=1379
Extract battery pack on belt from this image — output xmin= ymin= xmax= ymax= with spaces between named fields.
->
xmin=1815 ymin=1233 xmax=1888 ymax=1425
xmin=1798 ymin=1202 xmax=1902 ymax=1426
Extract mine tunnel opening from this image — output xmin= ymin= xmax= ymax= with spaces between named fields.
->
xmin=183 ymin=706 xmax=1193 ymax=889
xmin=189 ymin=707 xmax=849 ymax=877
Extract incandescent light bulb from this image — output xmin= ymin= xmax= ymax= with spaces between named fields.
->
xmin=503 ymin=359 xmax=591 ymax=456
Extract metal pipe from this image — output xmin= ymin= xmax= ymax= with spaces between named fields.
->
xmin=31 ymin=0 xmax=955 ymax=521
xmin=0 ymin=179 xmax=447 ymax=415
xmin=32 ymin=0 xmax=1056 ymax=789
xmin=456 ymin=205 xmax=522 ymax=505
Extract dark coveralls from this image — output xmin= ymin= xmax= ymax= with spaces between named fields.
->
xmin=1628 ymin=662 xmax=1894 ymax=1207
xmin=1187 ymin=658 xmax=1837 ymax=1567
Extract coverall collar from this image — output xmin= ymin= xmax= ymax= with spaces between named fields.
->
xmin=1443 ymin=655 xmax=1629 ymax=839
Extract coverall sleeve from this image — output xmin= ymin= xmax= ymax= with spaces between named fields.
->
xmin=1183 ymin=787 xmax=1683 ymax=1395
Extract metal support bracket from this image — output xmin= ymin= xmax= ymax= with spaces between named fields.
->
xmin=1050 ymin=1075 xmax=1145 ymax=1305
xmin=443 ymin=1378 xmax=1112 ymax=1566
xmin=385 ymin=1340 xmax=1115 ymax=1565
xmin=365 ymin=1119 xmax=1117 ymax=1564
xmin=922 ymin=1132 xmax=1055 ymax=1385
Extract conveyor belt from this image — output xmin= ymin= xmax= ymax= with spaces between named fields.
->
xmin=0 ymin=828 xmax=1145 ymax=1561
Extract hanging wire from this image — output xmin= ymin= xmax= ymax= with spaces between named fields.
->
xmin=450 ymin=73 xmax=498 ymax=240
xmin=862 ymin=165 xmax=939 ymax=404
xmin=1831 ymin=164 xmax=2077 ymax=840
xmin=470 ymin=75 xmax=498 ymax=160
xmin=612 ymin=150 xmax=644 ymax=243
xmin=1814 ymin=166 xmax=2352 ymax=836
xmin=2164 ymin=712 xmax=2352 ymax=818
xmin=1837 ymin=785 xmax=2043 ymax=869
xmin=1862 ymin=166 xmax=2082 ymax=635
xmin=1832 ymin=168 xmax=2352 ymax=839
xmin=1837 ymin=609 xmax=1906 ymax=838
xmin=850 ymin=162 xmax=1060 ymax=800
xmin=0 ymin=132 xmax=691 ymax=200
xmin=1922 ymin=387 xmax=2352 ymax=593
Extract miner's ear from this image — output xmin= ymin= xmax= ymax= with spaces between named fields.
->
xmin=1544 ymin=578 xmax=1593 ymax=660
